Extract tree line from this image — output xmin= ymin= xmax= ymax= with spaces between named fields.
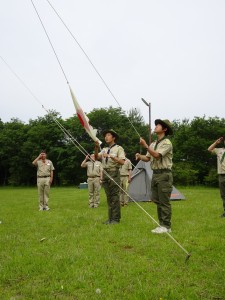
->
xmin=0 ymin=106 xmax=224 ymax=187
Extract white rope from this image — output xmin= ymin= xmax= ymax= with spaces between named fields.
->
xmin=0 ymin=55 xmax=89 ymax=158
xmin=45 ymin=0 xmax=141 ymax=139
xmin=102 ymin=167 xmax=191 ymax=258
xmin=3 ymin=1 xmax=190 ymax=259
xmin=1 ymin=55 xmax=190 ymax=261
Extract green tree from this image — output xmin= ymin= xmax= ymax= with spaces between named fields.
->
xmin=3 ymin=109 xmax=224 ymax=187
xmin=172 ymin=116 xmax=225 ymax=185
xmin=0 ymin=118 xmax=29 ymax=185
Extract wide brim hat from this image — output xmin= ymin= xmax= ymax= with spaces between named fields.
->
xmin=155 ymin=119 xmax=173 ymax=136
xmin=103 ymin=129 xmax=119 ymax=140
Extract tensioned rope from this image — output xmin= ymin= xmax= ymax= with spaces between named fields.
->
xmin=0 ymin=55 xmax=90 ymax=159
xmin=33 ymin=0 xmax=146 ymax=173
xmin=29 ymin=1 xmax=191 ymax=261
xmin=30 ymin=0 xmax=141 ymax=173
xmin=45 ymin=0 xmax=141 ymax=139
xmin=0 ymin=55 xmax=190 ymax=261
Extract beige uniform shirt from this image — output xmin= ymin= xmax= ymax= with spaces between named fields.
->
xmin=146 ymin=138 xmax=173 ymax=170
xmin=99 ymin=144 xmax=125 ymax=169
xmin=37 ymin=159 xmax=55 ymax=177
xmin=120 ymin=159 xmax=132 ymax=176
xmin=212 ymin=148 xmax=225 ymax=174
xmin=83 ymin=160 xmax=103 ymax=177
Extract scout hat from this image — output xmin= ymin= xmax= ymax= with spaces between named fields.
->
xmin=155 ymin=119 xmax=173 ymax=136
xmin=103 ymin=129 xmax=119 ymax=140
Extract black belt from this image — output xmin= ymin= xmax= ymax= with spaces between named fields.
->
xmin=88 ymin=176 xmax=100 ymax=178
xmin=37 ymin=176 xmax=50 ymax=178
xmin=120 ymin=175 xmax=129 ymax=177
xmin=219 ymin=174 xmax=225 ymax=176
xmin=153 ymin=169 xmax=171 ymax=174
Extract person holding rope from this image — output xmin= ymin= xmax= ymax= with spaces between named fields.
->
xmin=32 ymin=150 xmax=54 ymax=211
xmin=208 ymin=136 xmax=225 ymax=218
xmin=81 ymin=153 xmax=103 ymax=208
xmin=95 ymin=129 xmax=125 ymax=224
xmin=135 ymin=119 xmax=173 ymax=234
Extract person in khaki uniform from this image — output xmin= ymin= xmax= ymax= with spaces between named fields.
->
xmin=95 ymin=129 xmax=125 ymax=224
xmin=119 ymin=155 xmax=132 ymax=206
xmin=208 ymin=136 xmax=225 ymax=218
xmin=136 ymin=119 xmax=173 ymax=234
xmin=32 ymin=150 xmax=54 ymax=211
xmin=81 ymin=154 xmax=103 ymax=208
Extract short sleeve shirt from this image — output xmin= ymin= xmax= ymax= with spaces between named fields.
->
xmin=83 ymin=160 xmax=103 ymax=177
xmin=212 ymin=148 xmax=225 ymax=174
xmin=146 ymin=138 xmax=173 ymax=170
xmin=37 ymin=159 xmax=55 ymax=177
xmin=99 ymin=144 xmax=125 ymax=169
xmin=120 ymin=159 xmax=132 ymax=176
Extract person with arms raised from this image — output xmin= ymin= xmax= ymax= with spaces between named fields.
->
xmin=136 ymin=119 xmax=173 ymax=234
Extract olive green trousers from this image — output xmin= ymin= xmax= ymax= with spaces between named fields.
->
xmin=102 ymin=169 xmax=121 ymax=222
xmin=151 ymin=172 xmax=173 ymax=229
xmin=219 ymin=174 xmax=225 ymax=211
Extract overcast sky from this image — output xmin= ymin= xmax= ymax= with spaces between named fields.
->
xmin=1 ymin=0 xmax=225 ymax=127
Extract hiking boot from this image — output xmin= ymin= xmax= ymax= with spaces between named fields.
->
xmin=151 ymin=226 xmax=171 ymax=234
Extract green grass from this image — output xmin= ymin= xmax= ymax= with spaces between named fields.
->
xmin=0 ymin=186 xmax=225 ymax=300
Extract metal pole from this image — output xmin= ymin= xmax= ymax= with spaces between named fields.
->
xmin=141 ymin=98 xmax=151 ymax=145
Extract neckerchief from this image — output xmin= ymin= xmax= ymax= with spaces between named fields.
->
xmin=220 ymin=150 xmax=225 ymax=164
xmin=154 ymin=136 xmax=167 ymax=150
xmin=106 ymin=143 xmax=117 ymax=163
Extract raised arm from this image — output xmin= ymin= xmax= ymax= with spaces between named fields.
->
xmin=139 ymin=137 xmax=161 ymax=159
xmin=32 ymin=153 xmax=42 ymax=166
xmin=208 ymin=137 xmax=224 ymax=153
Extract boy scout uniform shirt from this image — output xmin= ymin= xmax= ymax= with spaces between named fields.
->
xmin=37 ymin=159 xmax=55 ymax=177
xmin=212 ymin=148 xmax=225 ymax=174
xmin=83 ymin=161 xmax=103 ymax=177
xmin=100 ymin=145 xmax=125 ymax=169
xmin=120 ymin=159 xmax=132 ymax=175
xmin=146 ymin=138 xmax=173 ymax=170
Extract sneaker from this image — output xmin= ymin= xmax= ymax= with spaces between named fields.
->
xmin=220 ymin=212 xmax=225 ymax=218
xmin=151 ymin=226 xmax=171 ymax=234
xmin=39 ymin=208 xmax=43 ymax=211
xmin=45 ymin=207 xmax=50 ymax=211
xmin=151 ymin=226 xmax=161 ymax=233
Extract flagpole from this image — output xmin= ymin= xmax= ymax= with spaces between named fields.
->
xmin=141 ymin=98 xmax=151 ymax=145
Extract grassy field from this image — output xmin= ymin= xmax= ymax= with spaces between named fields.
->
xmin=0 ymin=186 xmax=225 ymax=300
